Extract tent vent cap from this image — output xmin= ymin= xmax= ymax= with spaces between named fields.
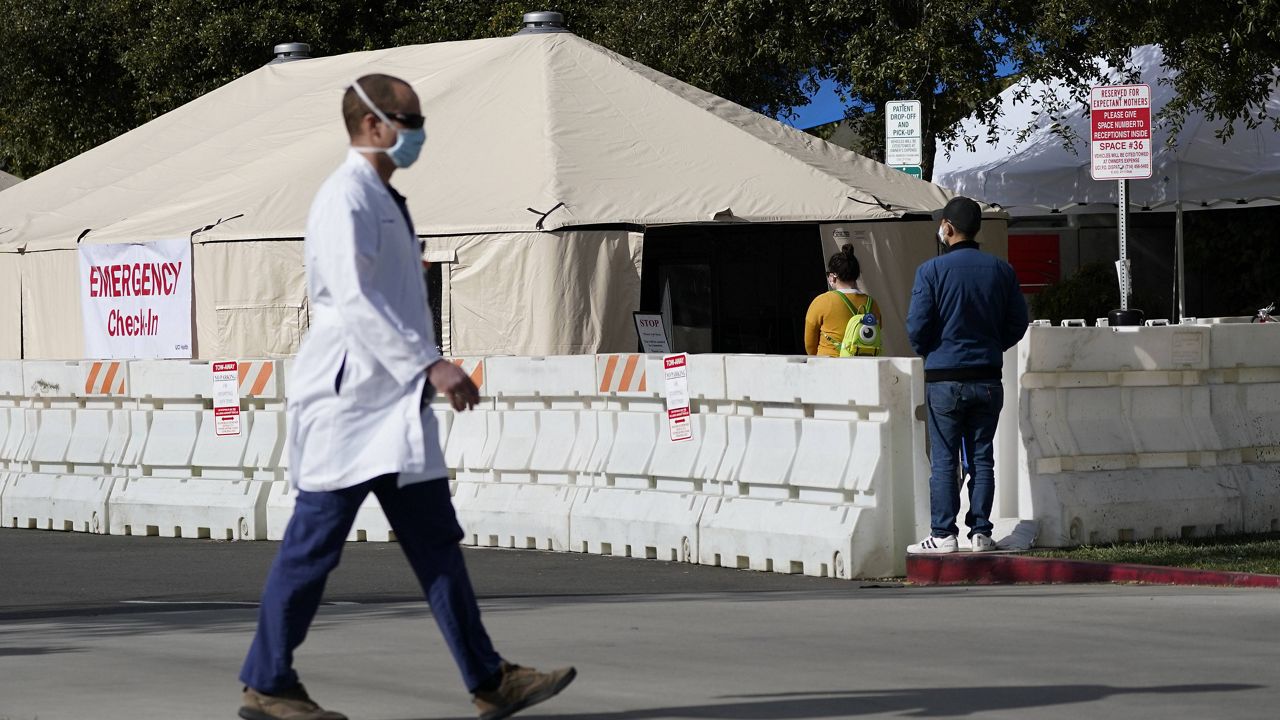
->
xmin=516 ymin=11 xmax=568 ymax=34
xmin=270 ymin=43 xmax=312 ymax=64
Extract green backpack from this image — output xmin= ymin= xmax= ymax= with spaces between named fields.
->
xmin=825 ymin=291 xmax=882 ymax=357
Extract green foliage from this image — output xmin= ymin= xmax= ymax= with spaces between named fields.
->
xmin=1182 ymin=205 xmax=1280 ymax=317
xmin=3 ymin=1 xmax=1280 ymax=180
xmin=809 ymin=1 xmax=1280 ymax=177
xmin=1028 ymin=261 xmax=1165 ymax=325
xmin=1100 ymin=1 xmax=1280 ymax=142
xmin=0 ymin=0 xmax=146 ymax=175
xmin=1029 ymin=262 xmax=1119 ymax=324
xmin=0 ymin=0 xmax=820 ymax=176
xmin=810 ymin=1 xmax=1115 ymax=177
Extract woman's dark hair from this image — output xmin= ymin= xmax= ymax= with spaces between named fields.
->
xmin=827 ymin=244 xmax=861 ymax=283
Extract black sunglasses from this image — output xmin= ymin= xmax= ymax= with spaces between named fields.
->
xmin=384 ymin=111 xmax=425 ymax=129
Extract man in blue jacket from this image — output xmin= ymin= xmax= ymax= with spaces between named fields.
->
xmin=906 ymin=196 xmax=1028 ymax=554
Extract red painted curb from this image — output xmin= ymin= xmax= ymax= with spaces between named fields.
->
xmin=907 ymin=553 xmax=1280 ymax=589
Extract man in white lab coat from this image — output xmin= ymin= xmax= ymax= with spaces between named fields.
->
xmin=238 ymin=74 xmax=575 ymax=720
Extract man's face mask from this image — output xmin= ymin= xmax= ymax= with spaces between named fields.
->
xmin=349 ymin=81 xmax=426 ymax=168
xmin=937 ymin=223 xmax=948 ymax=245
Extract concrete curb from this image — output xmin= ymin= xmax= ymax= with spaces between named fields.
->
xmin=907 ymin=553 xmax=1280 ymax=589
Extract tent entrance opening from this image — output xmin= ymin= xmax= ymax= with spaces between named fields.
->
xmin=639 ymin=224 xmax=825 ymax=354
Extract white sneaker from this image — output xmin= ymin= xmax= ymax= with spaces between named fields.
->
xmin=970 ymin=534 xmax=997 ymax=552
xmin=907 ymin=535 xmax=958 ymax=554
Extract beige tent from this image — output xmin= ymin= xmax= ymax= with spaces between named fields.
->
xmin=0 ymin=171 xmax=20 ymax=358
xmin=0 ymin=30 xmax=1003 ymax=360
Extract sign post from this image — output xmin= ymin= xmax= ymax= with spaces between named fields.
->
xmin=885 ymin=100 xmax=922 ymax=175
xmin=1090 ymin=84 xmax=1151 ymax=314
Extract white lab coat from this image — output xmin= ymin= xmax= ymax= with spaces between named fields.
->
xmin=287 ymin=150 xmax=444 ymax=491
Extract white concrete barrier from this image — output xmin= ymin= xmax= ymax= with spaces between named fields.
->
xmin=0 ymin=358 xmax=24 ymax=397
xmin=190 ymin=409 xmax=251 ymax=476
xmin=595 ymin=353 xmax=653 ymax=400
xmin=81 ymin=360 xmax=132 ymax=399
xmin=1003 ymin=324 xmax=1280 ymax=546
xmin=699 ymin=498 xmax=889 ymax=579
xmin=0 ymin=361 xmax=24 ymax=479
xmin=527 ymin=410 xmax=581 ymax=484
xmin=65 ymin=410 xmax=113 ymax=470
xmin=705 ymin=356 xmax=922 ymax=578
xmin=12 ymin=409 xmax=39 ymax=470
xmin=0 ymin=471 xmax=8 ymax=527
xmin=488 ymin=355 xmax=595 ymax=408
xmin=109 ymin=476 xmax=269 ymax=540
xmin=28 ymin=408 xmax=74 ymax=473
xmin=571 ymin=486 xmax=704 ymax=561
xmin=244 ymin=408 xmax=285 ymax=476
xmin=140 ymin=410 xmax=199 ymax=471
xmin=130 ymin=360 xmax=216 ymax=402
xmin=9 ymin=334 xmax=1273 ymax=577
xmin=0 ymin=408 xmax=24 ymax=467
xmin=22 ymin=361 xmax=92 ymax=403
xmin=3 ymin=473 xmax=114 ymax=533
xmin=444 ymin=409 xmax=501 ymax=475
xmin=107 ymin=360 xmax=289 ymax=537
xmin=454 ymin=481 xmax=576 ymax=551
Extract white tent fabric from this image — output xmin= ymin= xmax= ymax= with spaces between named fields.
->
xmin=934 ymin=46 xmax=1280 ymax=215
xmin=0 ymin=253 xmax=19 ymax=358
xmin=0 ymin=30 xmax=966 ymax=359
xmin=426 ymin=230 xmax=644 ymax=356
xmin=820 ymin=220 xmax=1008 ymax=358
xmin=0 ymin=171 xmax=19 ymax=192
xmin=0 ymin=32 xmax=951 ymax=252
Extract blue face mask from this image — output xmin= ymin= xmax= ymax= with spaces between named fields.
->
xmin=349 ymin=81 xmax=426 ymax=168
xmin=382 ymin=126 xmax=426 ymax=168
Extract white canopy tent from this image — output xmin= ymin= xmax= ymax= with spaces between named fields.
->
xmin=0 ymin=30 xmax=988 ymax=360
xmin=934 ymin=46 xmax=1280 ymax=318
xmin=0 ymin=172 xmax=20 ymax=358
xmin=934 ymin=45 xmax=1280 ymax=214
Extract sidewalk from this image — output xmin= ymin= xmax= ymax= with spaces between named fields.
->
xmin=908 ymin=552 xmax=1280 ymax=588
xmin=2 ymin=584 xmax=1274 ymax=719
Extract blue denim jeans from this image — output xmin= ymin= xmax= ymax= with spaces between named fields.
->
xmin=240 ymin=475 xmax=503 ymax=694
xmin=926 ymin=380 xmax=1004 ymax=538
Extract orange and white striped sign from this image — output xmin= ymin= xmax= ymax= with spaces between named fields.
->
xmin=597 ymin=354 xmax=649 ymax=393
xmin=450 ymin=357 xmax=485 ymax=392
xmin=83 ymin=361 xmax=127 ymax=396
xmin=236 ymin=361 xmax=278 ymax=397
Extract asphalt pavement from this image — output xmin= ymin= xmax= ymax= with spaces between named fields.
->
xmin=0 ymin=528 xmax=1275 ymax=720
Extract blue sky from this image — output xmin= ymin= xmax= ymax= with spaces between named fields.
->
xmin=778 ymin=77 xmax=848 ymax=129
xmin=780 ymin=61 xmax=1021 ymax=130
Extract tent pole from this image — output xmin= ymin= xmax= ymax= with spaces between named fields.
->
xmin=1175 ymin=201 xmax=1185 ymax=321
xmin=1118 ymin=179 xmax=1129 ymax=311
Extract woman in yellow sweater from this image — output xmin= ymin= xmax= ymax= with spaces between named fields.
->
xmin=804 ymin=244 xmax=881 ymax=356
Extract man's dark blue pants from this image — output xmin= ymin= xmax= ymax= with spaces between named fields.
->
xmin=239 ymin=474 xmax=503 ymax=694
xmin=926 ymin=379 xmax=1004 ymax=539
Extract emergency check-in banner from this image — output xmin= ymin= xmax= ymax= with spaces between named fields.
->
xmin=78 ymin=238 xmax=193 ymax=359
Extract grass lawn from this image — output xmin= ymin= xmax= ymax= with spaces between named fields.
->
xmin=1027 ymin=531 xmax=1280 ymax=576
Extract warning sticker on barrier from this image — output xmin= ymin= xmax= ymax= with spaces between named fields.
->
xmin=212 ymin=361 xmax=241 ymax=436
xmin=663 ymin=354 xmax=693 ymax=442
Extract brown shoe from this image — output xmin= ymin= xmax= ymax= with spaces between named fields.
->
xmin=239 ymin=683 xmax=348 ymax=720
xmin=472 ymin=662 xmax=577 ymax=720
